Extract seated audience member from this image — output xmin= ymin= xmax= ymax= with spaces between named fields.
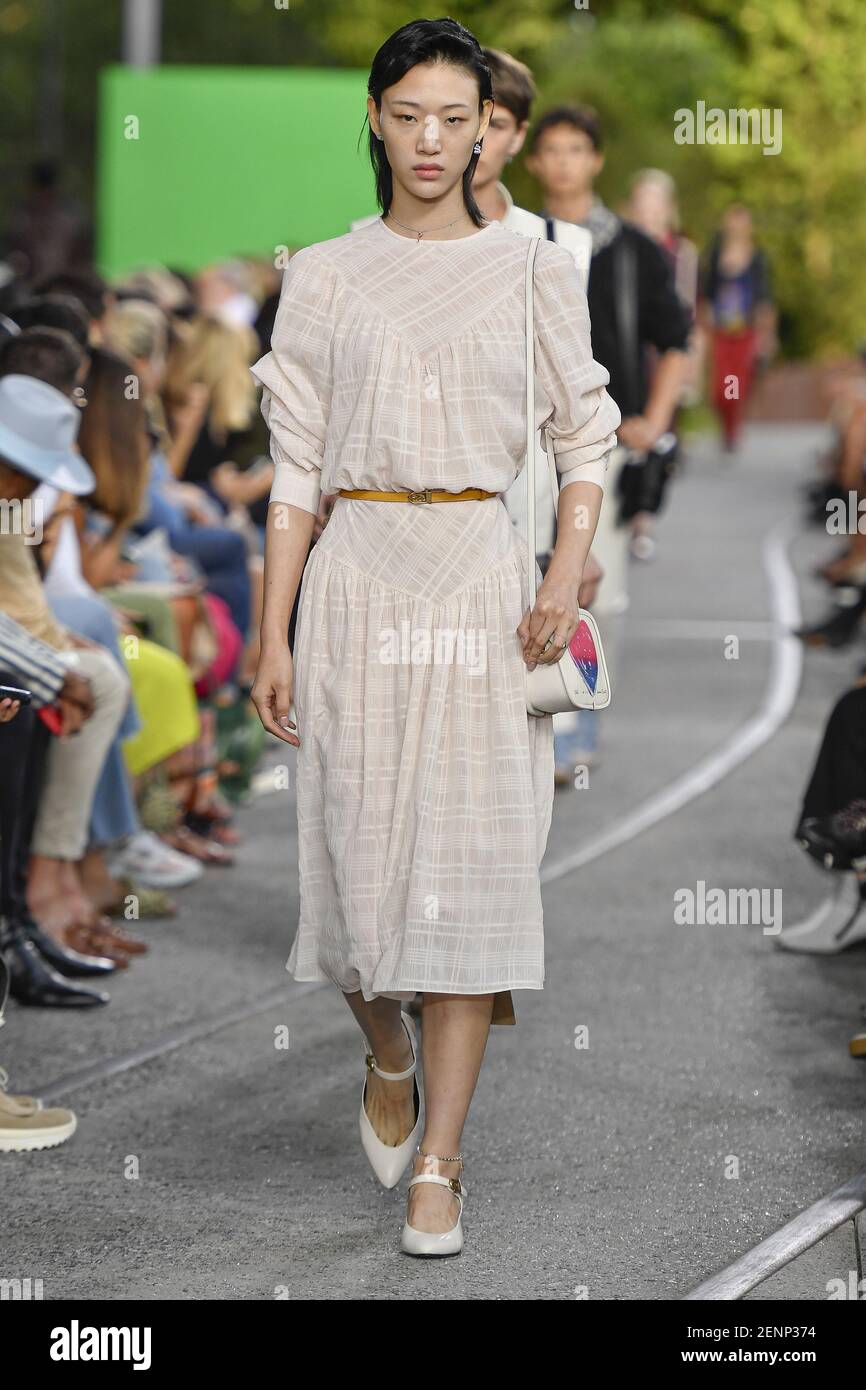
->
xmin=35 ymin=266 xmax=113 ymax=346
xmin=0 ymin=373 xmax=144 ymax=956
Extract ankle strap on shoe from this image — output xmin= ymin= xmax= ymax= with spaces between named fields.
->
xmin=364 ymin=1049 xmax=416 ymax=1080
xmin=363 ymin=1013 xmax=417 ymax=1080
xmin=408 ymin=1172 xmax=467 ymax=1198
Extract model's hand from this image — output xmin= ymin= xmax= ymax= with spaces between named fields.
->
xmin=251 ymin=643 xmax=300 ymax=747
xmin=0 ymin=696 xmax=21 ymax=723
xmin=517 ymin=569 xmax=582 ymax=671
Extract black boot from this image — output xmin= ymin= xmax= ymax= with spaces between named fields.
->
xmin=0 ymin=919 xmax=110 ymax=1008
xmin=796 ymin=594 xmax=866 ymax=649
xmin=14 ymin=912 xmax=115 ymax=979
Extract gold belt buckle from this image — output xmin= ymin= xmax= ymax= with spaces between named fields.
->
xmin=407 ymin=488 xmax=433 ymax=504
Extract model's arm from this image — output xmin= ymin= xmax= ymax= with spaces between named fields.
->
xmin=248 ymin=248 xmax=337 ymax=744
xmin=254 ymin=500 xmax=316 ymax=746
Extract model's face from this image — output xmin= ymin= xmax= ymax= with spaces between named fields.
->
xmin=369 ymin=61 xmax=492 ymax=202
xmin=526 ymin=124 xmax=603 ymax=199
xmin=472 ymin=105 xmax=526 ymax=189
xmin=628 ymin=183 xmax=672 ymax=242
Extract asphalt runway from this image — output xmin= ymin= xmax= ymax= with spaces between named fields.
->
xmin=4 ymin=423 xmax=865 ymax=1301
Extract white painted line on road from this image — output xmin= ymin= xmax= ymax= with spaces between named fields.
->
xmin=35 ymin=982 xmax=325 ymax=1104
xmin=684 ymin=1165 xmax=866 ymax=1299
xmin=541 ymin=516 xmax=803 ymax=885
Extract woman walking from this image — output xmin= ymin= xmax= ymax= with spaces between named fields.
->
xmin=250 ymin=18 xmax=620 ymax=1257
xmin=699 ymin=202 xmax=777 ymax=453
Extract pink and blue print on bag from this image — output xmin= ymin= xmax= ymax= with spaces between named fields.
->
xmin=568 ymin=619 xmax=598 ymax=694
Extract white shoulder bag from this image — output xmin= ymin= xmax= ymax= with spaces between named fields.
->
xmin=523 ymin=236 xmax=612 ymax=718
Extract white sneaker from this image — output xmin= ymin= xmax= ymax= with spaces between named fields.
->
xmin=775 ymin=875 xmax=866 ymax=954
xmin=107 ymin=830 xmax=203 ymax=889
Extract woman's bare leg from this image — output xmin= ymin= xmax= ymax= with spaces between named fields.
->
xmin=343 ymin=992 xmax=417 ymax=1146
xmin=408 ymin=993 xmax=494 ymax=1234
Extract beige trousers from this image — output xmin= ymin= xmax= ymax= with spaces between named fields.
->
xmin=31 ymin=647 xmax=130 ymax=861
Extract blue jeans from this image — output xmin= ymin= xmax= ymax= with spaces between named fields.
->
xmin=136 ymin=457 xmax=251 ymax=643
xmin=553 ymin=709 xmax=599 ymax=770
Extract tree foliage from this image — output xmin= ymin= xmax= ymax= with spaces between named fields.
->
xmin=2 ymin=0 xmax=863 ymax=356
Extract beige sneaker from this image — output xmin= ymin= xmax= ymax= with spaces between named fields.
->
xmin=0 ymin=1098 xmax=77 ymax=1152
xmin=0 ymin=1065 xmax=43 ymax=1115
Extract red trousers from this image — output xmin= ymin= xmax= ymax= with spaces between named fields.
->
xmin=711 ymin=327 xmax=758 ymax=447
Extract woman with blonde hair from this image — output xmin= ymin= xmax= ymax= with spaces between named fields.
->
xmin=163 ymin=314 xmax=259 ymax=488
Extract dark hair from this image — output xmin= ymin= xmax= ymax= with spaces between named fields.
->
xmin=363 ymin=18 xmax=493 ymax=227
xmin=11 ymin=294 xmax=90 ymax=349
xmin=0 ymin=326 xmax=84 ymax=394
xmin=528 ymin=103 xmax=603 ymax=155
xmin=481 ymin=48 xmax=536 ymax=127
xmin=34 ymin=268 xmax=109 ymax=323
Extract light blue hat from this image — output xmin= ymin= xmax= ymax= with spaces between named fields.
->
xmin=0 ymin=373 xmax=95 ymax=495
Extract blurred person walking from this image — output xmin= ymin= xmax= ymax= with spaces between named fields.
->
xmin=621 ymin=168 xmax=700 ymax=562
xmin=698 ymin=203 xmax=777 ymax=453
xmin=525 ymin=105 xmax=690 ymax=777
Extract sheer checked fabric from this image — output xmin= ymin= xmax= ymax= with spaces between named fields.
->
xmin=250 ymin=217 xmax=620 ymax=1022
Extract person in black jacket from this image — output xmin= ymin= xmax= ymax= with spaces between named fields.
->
xmin=526 ymin=106 xmax=690 ymax=467
xmin=524 ymin=105 xmax=690 ymax=779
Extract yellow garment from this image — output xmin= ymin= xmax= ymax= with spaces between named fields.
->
xmin=0 ymin=532 xmax=69 ymax=649
xmin=121 ymin=636 xmax=199 ymax=776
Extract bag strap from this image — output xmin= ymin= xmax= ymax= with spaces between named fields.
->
xmin=524 ymin=238 xmax=561 ymax=610
xmin=613 ymin=229 xmax=641 ymax=419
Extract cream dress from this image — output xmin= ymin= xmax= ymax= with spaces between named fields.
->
xmin=250 ymin=216 xmax=620 ymax=1025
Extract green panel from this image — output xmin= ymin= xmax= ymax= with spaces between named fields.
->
xmin=97 ymin=65 xmax=378 ymax=278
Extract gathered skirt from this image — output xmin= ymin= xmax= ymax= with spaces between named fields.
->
xmin=287 ymin=494 xmax=554 ymax=1024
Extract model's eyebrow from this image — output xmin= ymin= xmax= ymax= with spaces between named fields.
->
xmin=389 ymin=100 xmax=471 ymax=111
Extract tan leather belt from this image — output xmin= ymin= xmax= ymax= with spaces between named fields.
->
xmin=338 ymin=487 xmax=498 ymax=504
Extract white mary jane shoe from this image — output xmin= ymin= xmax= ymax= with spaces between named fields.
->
xmin=401 ymin=1149 xmax=467 ymax=1257
xmin=359 ymin=1010 xmax=422 ymax=1188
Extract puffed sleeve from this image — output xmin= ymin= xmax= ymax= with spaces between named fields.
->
xmin=249 ymin=248 xmax=337 ymax=516
xmin=533 ymin=241 xmax=621 ymax=491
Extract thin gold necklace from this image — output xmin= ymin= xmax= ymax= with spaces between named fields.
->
xmin=385 ymin=211 xmax=476 ymax=242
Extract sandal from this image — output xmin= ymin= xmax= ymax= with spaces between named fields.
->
xmin=159 ymin=825 xmax=235 ymax=866
xmin=184 ymin=810 xmax=241 ymax=846
xmin=106 ymin=876 xmax=177 ymax=920
xmin=63 ymin=923 xmax=131 ymax=968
